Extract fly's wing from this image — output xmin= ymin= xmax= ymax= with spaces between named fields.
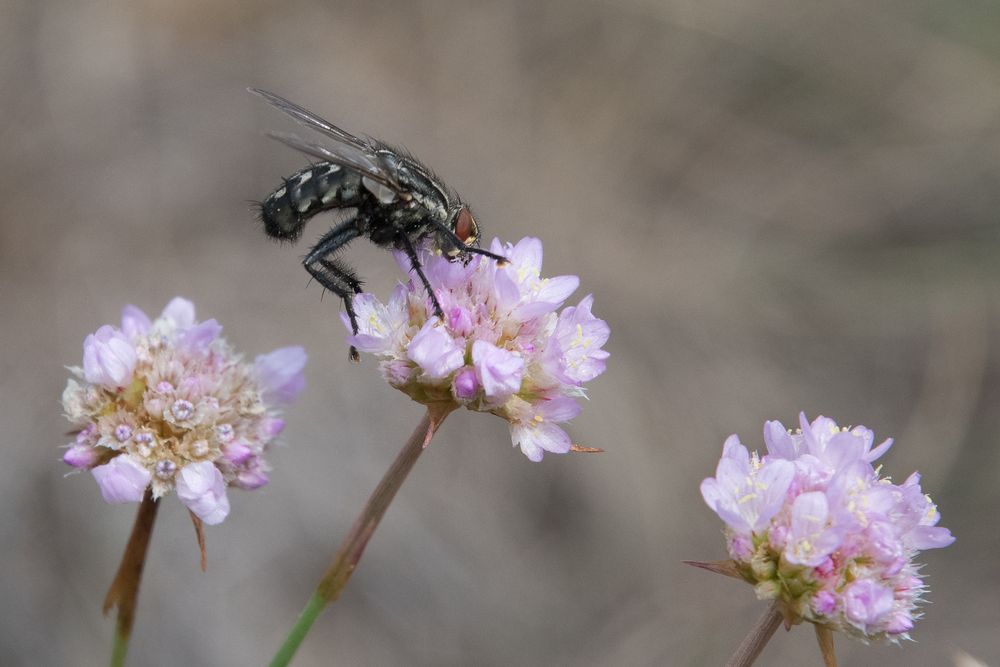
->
xmin=251 ymin=88 xmax=405 ymax=193
xmin=264 ymin=131 xmax=404 ymax=193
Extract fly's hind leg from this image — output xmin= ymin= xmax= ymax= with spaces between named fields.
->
xmin=304 ymin=218 xmax=364 ymax=361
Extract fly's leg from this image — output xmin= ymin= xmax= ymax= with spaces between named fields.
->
xmin=304 ymin=218 xmax=364 ymax=361
xmin=399 ymin=235 xmax=446 ymax=321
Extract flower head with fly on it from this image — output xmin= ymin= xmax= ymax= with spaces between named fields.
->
xmin=345 ymin=237 xmax=609 ymax=461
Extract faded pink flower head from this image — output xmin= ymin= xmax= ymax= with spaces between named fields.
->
xmin=344 ymin=237 xmax=609 ymax=461
xmin=700 ymin=413 xmax=954 ymax=643
xmin=61 ymin=298 xmax=307 ymax=525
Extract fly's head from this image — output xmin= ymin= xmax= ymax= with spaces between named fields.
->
xmin=442 ymin=205 xmax=480 ymax=259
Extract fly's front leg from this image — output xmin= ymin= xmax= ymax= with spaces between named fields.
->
xmin=304 ymin=218 xmax=364 ymax=361
xmin=399 ymin=235 xmax=445 ymax=321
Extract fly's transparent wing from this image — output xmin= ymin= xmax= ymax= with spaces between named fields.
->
xmin=250 ymin=88 xmax=369 ymax=150
xmin=265 ymin=131 xmax=404 ymax=192
xmin=251 ymin=88 xmax=404 ymax=192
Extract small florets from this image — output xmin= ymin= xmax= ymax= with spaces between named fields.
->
xmin=344 ymin=236 xmax=610 ymax=461
xmin=61 ymin=297 xmax=307 ymax=525
xmin=700 ymin=413 xmax=954 ymax=642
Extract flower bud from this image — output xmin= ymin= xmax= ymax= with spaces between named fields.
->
xmin=83 ymin=326 xmax=137 ymax=390
xmin=175 ymin=462 xmax=230 ymax=525
xmin=750 ymin=551 xmax=776 ymax=580
xmin=63 ymin=444 xmax=98 ymax=469
xmin=754 ymin=581 xmax=781 ymax=600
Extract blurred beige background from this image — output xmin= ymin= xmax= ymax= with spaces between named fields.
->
xmin=2 ymin=1 xmax=998 ymax=665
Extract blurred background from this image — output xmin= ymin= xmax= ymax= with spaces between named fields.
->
xmin=2 ymin=0 xmax=998 ymax=665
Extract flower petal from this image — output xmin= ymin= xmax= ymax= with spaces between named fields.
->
xmin=161 ymin=297 xmax=196 ymax=328
xmin=92 ymin=456 xmax=151 ymax=504
xmin=175 ymin=462 xmax=230 ymax=525
xmin=255 ymin=346 xmax=308 ymax=403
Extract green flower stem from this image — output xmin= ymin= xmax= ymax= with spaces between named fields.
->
xmin=104 ymin=489 xmax=160 ymax=667
xmin=726 ymin=601 xmax=784 ymax=667
xmin=269 ymin=406 xmax=452 ymax=667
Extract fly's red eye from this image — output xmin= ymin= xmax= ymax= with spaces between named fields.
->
xmin=455 ymin=207 xmax=478 ymax=244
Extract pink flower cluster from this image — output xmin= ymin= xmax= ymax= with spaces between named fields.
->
xmin=346 ymin=237 xmax=609 ymax=461
xmin=701 ymin=413 xmax=954 ymax=641
xmin=62 ymin=298 xmax=306 ymax=525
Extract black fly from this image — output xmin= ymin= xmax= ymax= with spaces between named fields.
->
xmin=250 ymin=88 xmax=507 ymax=360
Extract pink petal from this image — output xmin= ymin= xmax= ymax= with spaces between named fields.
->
xmin=92 ymin=456 xmax=151 ymax=504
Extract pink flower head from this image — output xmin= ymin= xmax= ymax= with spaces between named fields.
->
xmin=701 ymin=414 xmax=954 ymax=643
xmin=345 ymin=237 xmax=609 ymax=461
xmin=61 ymin=297 xmax=306 ymax=525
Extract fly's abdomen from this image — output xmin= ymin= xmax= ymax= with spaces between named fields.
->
xmin=260 ymin=162 xmax=365 ymax=241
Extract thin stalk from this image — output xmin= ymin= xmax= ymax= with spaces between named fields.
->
xmin=269 ymin=406 xmax=451 ymax=667
xmin=103 ymin=489 xmax=160 ymax=667
xmin=725 ymin=601 xmax=784 ymax=667
xmin=814 ymin=624 xmax=837 ymax=667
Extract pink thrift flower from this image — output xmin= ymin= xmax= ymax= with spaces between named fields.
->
xmin=234 ymin=457 xmax=270 ymax=490
xmin=92 ymin=455 xmax=152 ymax=503
xmin=406 ymin=321 xmax=465 ymax=380
xmin=61 ymin=297 xmax=306 ymax=525
xmin=175 ymin=461 xmax=231 ymax=525
xmin=83 ymin=326 xmax=138 ymax=390
xmin=843 ymin=580 xmax=894 ymax=633
xmin=120 ymin=304 xmax=151 ymax=340
xmin=345 ymin=237 xmax=609 ymax=461
xmin=784 ymin=492 xmax=842 ymax=567
xmin=452 ymin=368 xmax=479 ymax=401
xmin=700 ymin=414 xmax=954 ymax=643
xmin=700 ymin=435 xmax=794 ymax=534
xmin=545 ymin=294 xmax=610 ymax=384
xmin=508 ymin=396 xmax=581 ymax=461
xmin=63 ymin=444 xmax=98 ymax=469
xmin=255 ymin=346 xmax=308 ymax=404
xmin=472 ymin=340 xmax=524 ymax=402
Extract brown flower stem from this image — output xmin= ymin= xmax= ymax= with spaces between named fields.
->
xmin=103 ymin=488 xmax=160 ymax=667
xmin=725 ymin=601 xmax=784 ymax=667
xmin=269 ymin=406 xmax=452 ymax=667
xmin=815 ymin=624 xmax=837 ymax=667
xmin=189 ymin=511 xmax=207 ymax=572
